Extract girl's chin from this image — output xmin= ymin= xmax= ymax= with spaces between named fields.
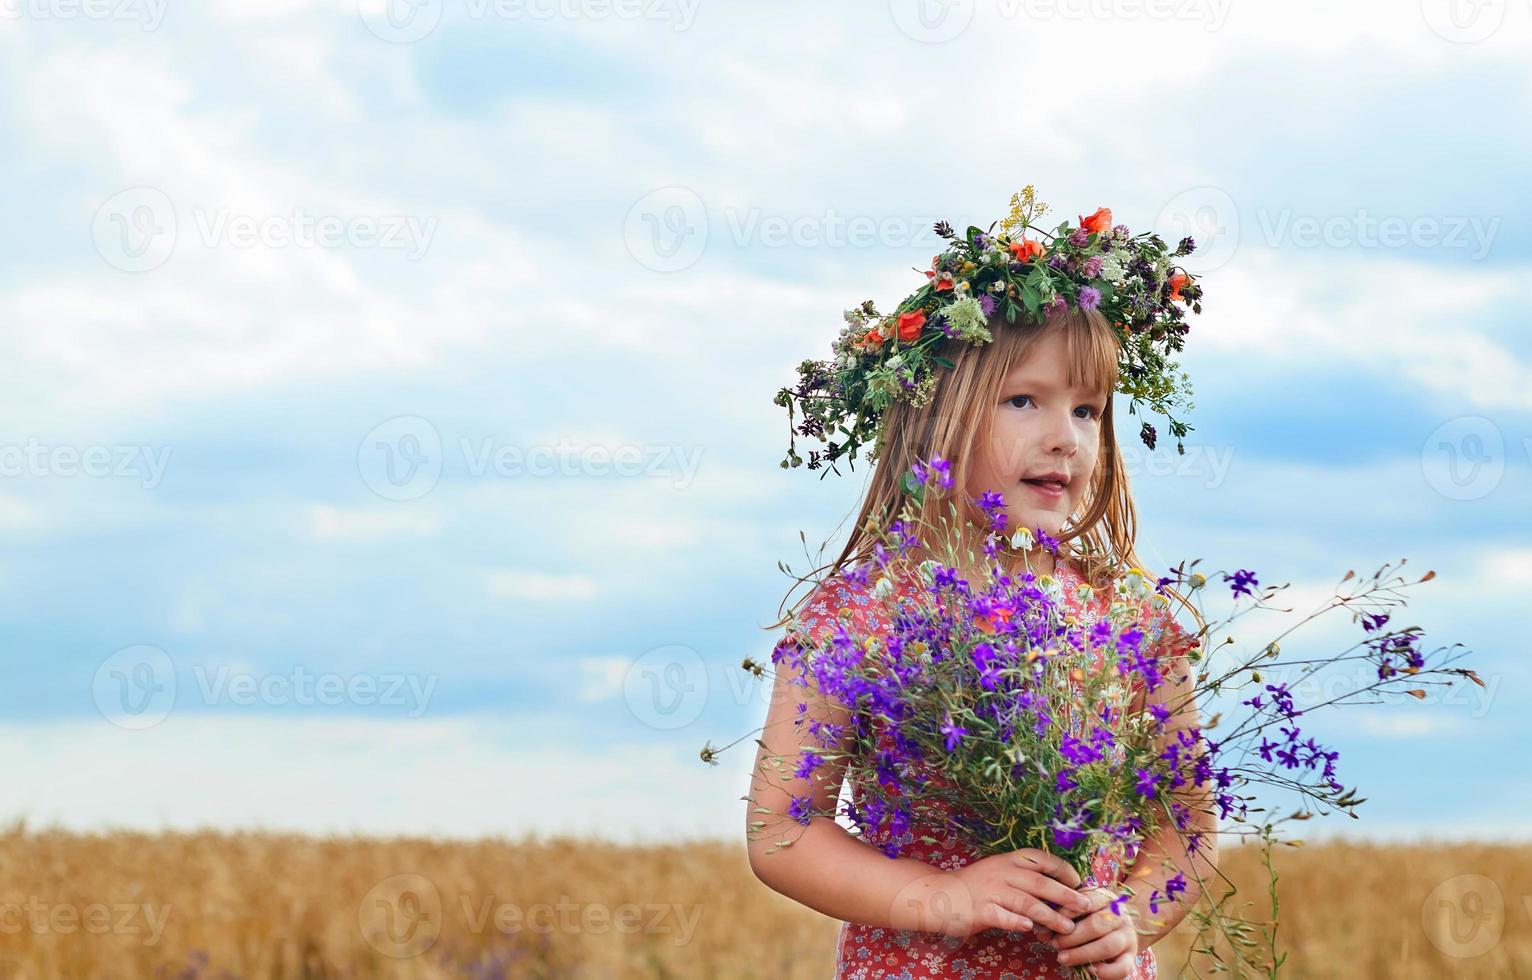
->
xmin=1006 ymin=513 xmax=1064 ymax=537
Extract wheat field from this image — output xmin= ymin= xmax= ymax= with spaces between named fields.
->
xmin=0 ymin=822 xmax=1525 ymax=979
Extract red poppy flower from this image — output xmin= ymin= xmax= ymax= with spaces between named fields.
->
xmin=1079 ymin=207 xmax=1113 ymax=235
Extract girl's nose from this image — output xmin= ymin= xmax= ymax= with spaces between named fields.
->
xmin=1043 ymin=410 xmax=1080 ymax=454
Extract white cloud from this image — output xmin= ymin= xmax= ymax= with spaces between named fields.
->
xmin=0 ymin=716 xmax=740 ymax=841
xmin=0 ymin=491 xmax=44 ymax=531
xmin=0 ymin=46 xmax=537 ymax=424
xmin=306 ymin=503 xmax=443 ymax=541
xmin=1360 ymin=714 xmax=1466 ymax=737
xmin=487 ymin=569 xmax=599 ymax=600
xmin=1197 ymin=248 xmax=1532 ymax=410
xmin=576 ymin=656 xmax=630 ymax=702
xmin=1481 ymin=546 xmax=1532 ymax=588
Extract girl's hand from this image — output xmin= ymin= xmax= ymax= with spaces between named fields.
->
xmin=1046 ymin=886 xmax=1139 ymax=979
xmin=921 ymin=849 xmax=1094 ymax=940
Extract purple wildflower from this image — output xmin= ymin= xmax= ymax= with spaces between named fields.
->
xmin=888 ymin=519 xmax=920 ymax=554
xmin=1227 ymin=568 xmax=1259 ymax=597
xmin=975 ymin=490 xmax=1007 ymax=533
xmin=1077 ymin=286 xmax=1102 ymax=311
xmin=1052 ymin=822 xmax=1087 ymax=849
xmin=971 ymin=642 xmax=1003 ymax=690
xmin=787 ymin=794 xmax=813 ymax=825
xmin=1164 ymin=872 xmax=1188 ymax=902
xmin=940 ymin=713 xmax=967 ymax=751
xmin=929 ymin=456 xmax=953 ymax=490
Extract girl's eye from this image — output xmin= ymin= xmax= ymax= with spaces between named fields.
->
xmin=1006 ymin=394 xmax=1102 ymax=419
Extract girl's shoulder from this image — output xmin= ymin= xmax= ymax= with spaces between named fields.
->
xmin=788 ymin=568 xmax=904 ymax=646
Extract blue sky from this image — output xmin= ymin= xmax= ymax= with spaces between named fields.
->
xmin=0 ymin=1 xmax=1528 ymax=843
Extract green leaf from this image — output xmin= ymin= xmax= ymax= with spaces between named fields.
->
xmin=1021 ymin=282 xmax=1041 ymax=317
xmin=932 ymin=356 xmax=956 ymax=369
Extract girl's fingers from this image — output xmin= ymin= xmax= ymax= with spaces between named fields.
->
xmin=1076 ymin=886 xmax=1117 ymax=915
xmin=1012 ymin=872 xmax=1092 ymax=913
xmin=1012 ymin=849 xmax=1083 ymax=889
xmin=1055 ymin=928 xmax=1133 ymax=969
xmin=1092 ymin=949 xmax=1138 ymax=980
xmin=1051 ymin=910 xmax=1108 ymax=949
xmin=1005 ymin=891 xmax=1075 ymax=935
xmin=983 ymin=900 xmax=1034 ymax=934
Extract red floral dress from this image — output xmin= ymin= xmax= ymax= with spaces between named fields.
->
xmin=788 ymin=558 xmax=1190 ymax=980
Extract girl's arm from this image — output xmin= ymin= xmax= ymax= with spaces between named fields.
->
xmin=746 ymin=604 xmax=1090 ymax=938
xmin=1123 ymin=617 xmax=1220 ymax=947
xmin=745 ymin=639 xmax=957 ymax=933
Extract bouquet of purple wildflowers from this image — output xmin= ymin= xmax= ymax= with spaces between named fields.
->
xmin=709 ymin=457 xmax=1478 ymax=975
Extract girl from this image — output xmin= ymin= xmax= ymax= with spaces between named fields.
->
xmin=749 ymin=302 xmax=1217 ymax=979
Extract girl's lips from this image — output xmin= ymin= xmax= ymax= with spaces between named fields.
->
xmin=1022 ymin=479 xmax=1066 ymax=499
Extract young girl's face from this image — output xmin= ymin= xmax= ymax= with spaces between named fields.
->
xmin=969 ymin=327 xmax=1109 ymax=540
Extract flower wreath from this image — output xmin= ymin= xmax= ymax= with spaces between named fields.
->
xmin=775 ymin=186 xmax=1205 ymax=475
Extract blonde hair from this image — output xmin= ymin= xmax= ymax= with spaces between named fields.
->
xmin=770 ymin=303 xmax=1195 ymax=630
